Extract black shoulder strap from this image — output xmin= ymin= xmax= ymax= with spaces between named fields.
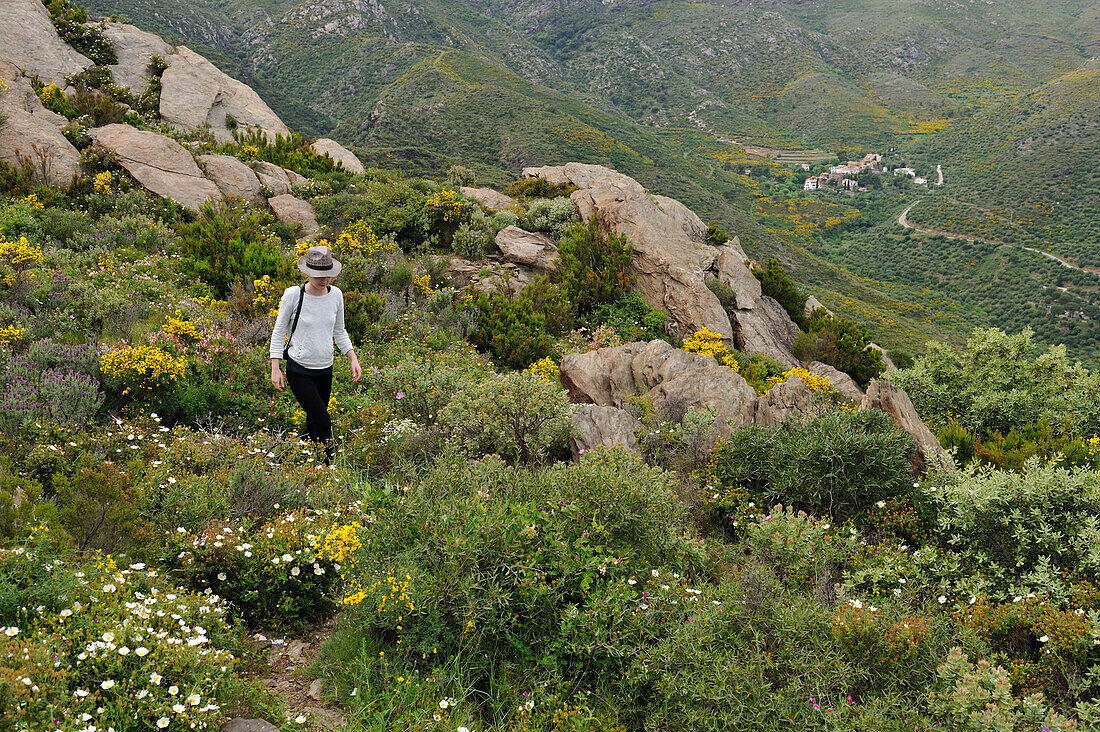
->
xmin=285 ymin=284 xmax=306 ymax=350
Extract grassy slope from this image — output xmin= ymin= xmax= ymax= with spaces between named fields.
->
xmin=904 ymin=61 xmax=1100 ymax=268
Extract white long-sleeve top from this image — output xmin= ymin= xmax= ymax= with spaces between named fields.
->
xmin=268 ymin=285 xmax=354 ymax=369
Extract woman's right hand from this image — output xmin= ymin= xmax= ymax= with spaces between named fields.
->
xmin=271 ymin=365 xmax=285 ymax=391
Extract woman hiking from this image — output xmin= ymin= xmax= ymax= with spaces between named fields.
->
xmin=269 ymin=245 xmax=362 ymax=463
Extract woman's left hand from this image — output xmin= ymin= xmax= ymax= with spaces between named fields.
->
xmin=350 ymin=353 xmax=363 ymax=382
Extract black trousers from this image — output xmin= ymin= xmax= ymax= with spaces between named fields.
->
xmin=286 ymin=365 xmax=333 ymax=445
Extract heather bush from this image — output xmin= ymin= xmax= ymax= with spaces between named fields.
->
xmin=439 ymin=372 xmax=573 ymax=465
xmin=176 ymin=202 xmax=286 ymax=296
xmin=557 ymin=218 xmax=634 ymax=314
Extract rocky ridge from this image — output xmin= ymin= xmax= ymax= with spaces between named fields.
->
xmin=0 ymin=0 xmax=364 ymax=225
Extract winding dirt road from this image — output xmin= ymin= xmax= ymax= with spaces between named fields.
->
xmin=897 ymin=202 xmax=1099 ymax=274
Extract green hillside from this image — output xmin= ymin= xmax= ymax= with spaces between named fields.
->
xmin=904 ymin=60 xmax=1100 ymax=268
xmin=80 ymin=0 xmax=1099 ymax=359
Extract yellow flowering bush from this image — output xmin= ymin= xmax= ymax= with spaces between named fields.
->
xmin=413 ymin=273 xmax=433 ymax=296
xmin=524 ymin=356 xmax=559 ymax=386
xmin=766 ymin=366 xmax=832 ymax=394
xmin=249 ymin=274 xmax=279 ymax=318
xmin=234 ymin=144 xmax=259 ymax=161
xmin=168 ymin=508 xmax=363 ymax=631
xmin=682 ymin=327 xmax=739 ymax=370
xmin=93 ymin=170 xmax=113 ymax=195
xmin=425 ymin=188 xmax=462 ymax=223
xmin=0 ymin=236 xmax=44 ymax=284
xmin=0 ymin=325 xmax=25 ymax=347
xmin=20 ymin=193 xmax=43 ymax=209
xmin=100 ymin=345 xmax=186 ymax=397
xmin=163 ymin=310 xmax=200 ymax=343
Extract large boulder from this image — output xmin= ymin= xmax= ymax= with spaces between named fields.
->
xmin=806 ymin=361 xmax=865 ymax=403
xmin=526 ymin=164 xmax=729 ymax=341
xmin=461 ymin=186 xmax=515 ymax=211
xmin=712 ymin=239 xmax=801 ymax=368
xmin=494 ymin=226 xmax=558 ymax=272
xmin=731 ymin=295 xmax=800 ymax=369
xmin=0 ymin=0 xmax=92 ymax=87
xmin=0 ymin=110 xmax=81 ymax=188
xmin=268 ymin=194 xmax=319 ymax=238
xmin=101 ymin=22 xmax=174 ymax=94
xmin=559 ymin=340 xmax=759 ymax=431
xmin=254 ymin=161 xmax=292 ymax=196
xmin=651 ymin=194 xmax=708 ymax=245
xmin=860 ymin=381 xmax=954 ymax=475
xmin=803 ymin=295 xmax=833 ymax=320
xmin=0 ymin=60 xmax=67 ymax=126
xmin=570 ymin=405 xmax=641 ymax=460
xmin=309 ymin=138 xmax=364 ymax=173
xmin=198 ymin=154 xmax=263 ymax=204
xmin=159 ymin=47 xmax=290 ymax=143
xmin=749 ymin=374 xmax=817 ymax=427
xmin=88 ymin=124 xmax=221 ymax=211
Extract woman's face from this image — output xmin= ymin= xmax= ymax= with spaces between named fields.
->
xmin=308 ymin=275 xmax=333 ymax=289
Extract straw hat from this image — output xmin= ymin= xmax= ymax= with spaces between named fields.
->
xmin=297 ymin=245 xmax=342 ymax=277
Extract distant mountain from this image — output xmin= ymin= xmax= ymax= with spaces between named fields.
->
xmin=85 ymin=0 xmax=1096 ymax=157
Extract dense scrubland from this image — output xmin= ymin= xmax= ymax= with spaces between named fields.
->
xmin=2 ymin=127 xmax=1100 ymax=731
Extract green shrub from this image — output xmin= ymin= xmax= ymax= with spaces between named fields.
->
xmin=368 ymin=354 xmax=486 ymax=426
xmin=935 ymin=459 xmax=1100 ymax=602
xmin=53 ymin=459 xmax=141 ymax=553
xmin=177 ymin=202 xmax=287 ymax=296
xmin=585 ymin=292 xmax=669 ymax=342
xmin=451 ymin=220 xmax=492 ymax=259
xmin=340 ymin=450 xmax=705 ymax=686
xmin=709 ymin=411 xmax=915 ymax=525
xmin=754 ymin=258 xmax=806 ymax=325
xmin=343 ymin=290 xmax=384 ymax=344
xmin=490 ymin=210 xmax=519 ymax=233
xmin=504 ymin=177 xmax=578 ymax=199
xmin=37 ymin=206 xmax=91 ymax=244
xmin=519 ymin=275 xmax=574 ymax=336
xmin=440 ymin=372 xmax=573 ymax=465
xmin=557 ymin=218 xmax=635 ymax=314
xmin=706 ymin=222 xmax=729 ymax=246
xmin=469 ymin=290 xmax=552 ymax=370
xmin=44 ymin=0 xmax=117 ymax=65
xmin=793 ymin=311 xmax=885 ymax=388
xmin=932 ymin=647 xmax=1075 ymax=730
xmin=524 ymin=196 xmax=577 ymax=239
xmin=166 ymin=508 xmax=362 ymax=631
xmin=445 ymin=164 xmax=475 ymax=187
xmin=706 ymin=277 xmax=738 ymax=311
xmin=891 ymin=328 xmax=1100 ymax=439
